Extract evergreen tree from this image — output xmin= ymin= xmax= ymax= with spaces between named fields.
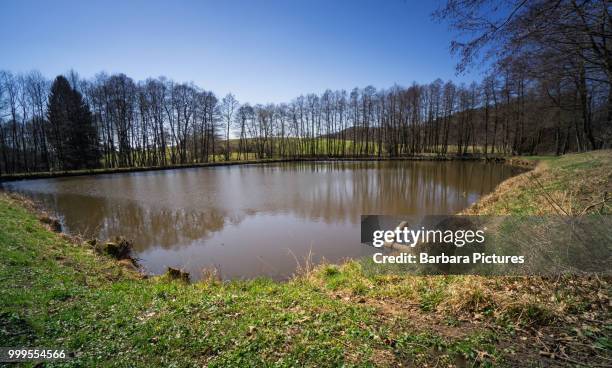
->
xmin=47 ymin=75 xmax=100 ymax=170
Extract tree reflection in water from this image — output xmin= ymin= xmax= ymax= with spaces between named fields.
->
xmin=3 ymin=161 xmax=522 ymax=279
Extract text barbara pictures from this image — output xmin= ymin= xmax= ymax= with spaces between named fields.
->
xmin=373 ymin=252 xmax=525 ymax=264
xmin=372 ymin=227 xmax=485 ymax=247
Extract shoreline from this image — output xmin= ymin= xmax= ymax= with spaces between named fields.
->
xmin=1 ymin=151 xmax=609 ymax=367
xmin=0 ymin=154 xmax=520 ymax=182
xmin=1 ymin=155 xmax=535 ymax=281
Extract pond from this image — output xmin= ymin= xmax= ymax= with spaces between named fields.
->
xmin=2 ymin=161 xmax=522 ymax=280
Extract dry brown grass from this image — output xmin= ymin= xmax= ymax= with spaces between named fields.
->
xmin=465 ymin=151 xmax=612 ymax=216
xmin=305 ymin=151 xmax=612 ymax=366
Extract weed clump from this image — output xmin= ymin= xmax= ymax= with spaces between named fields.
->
xmin=503 ymin=302 xmax=554 ymax=326
xmin=322 ymin=265 xmax=340 ymax=277
xmin=165 ymin=267 xmax=190 ymax=283
xmin=39 ymin=214 xmax=62 ymax=232
xmin=94 ymin=236 xmax=134 ymax=260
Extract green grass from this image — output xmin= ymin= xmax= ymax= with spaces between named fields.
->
xmin=472 ymin=150 xmax=612 ymax=215
xmin=0 ymin=200 xmax=384 ymax=366
xmin=393 ymin=331 xmax=500 ymax=367
xmin=1 ymin=195 xmax=512 ymax=367
xmin=1 ymin=150 xmax=610 ymax=366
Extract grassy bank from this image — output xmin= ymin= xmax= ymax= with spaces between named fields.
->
xmin=0 ymin=151 xmax=610 ymax=367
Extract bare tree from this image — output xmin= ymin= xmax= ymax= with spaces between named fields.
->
xmin=221 ymin=93 xmax=238 ymax=161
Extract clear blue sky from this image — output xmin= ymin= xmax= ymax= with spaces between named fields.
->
xmin=0 ymin=0 xmax=481 ymax=104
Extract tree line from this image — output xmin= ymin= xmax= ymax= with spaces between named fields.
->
xmin=0 ymin=0 xmax=609 ymax=174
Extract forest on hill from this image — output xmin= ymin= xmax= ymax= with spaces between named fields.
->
xmin=0 ymin=0 xmax=610 ymax=174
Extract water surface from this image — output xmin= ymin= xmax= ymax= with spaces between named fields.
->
xmin=3 ymin=161 xmax=521 ymax=279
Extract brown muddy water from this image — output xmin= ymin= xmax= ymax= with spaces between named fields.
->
xmin=2 ymin=161 xmax=522 ymax=280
